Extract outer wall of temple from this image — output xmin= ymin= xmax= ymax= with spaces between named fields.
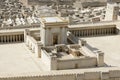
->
xmin=1 ymin=70 xmax=120 ymax=80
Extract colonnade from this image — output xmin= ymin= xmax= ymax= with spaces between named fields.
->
xmin=0 ymin=34 xmax=24 ymax=43
xmin=70 ymin=27 xmax=116 ymax=37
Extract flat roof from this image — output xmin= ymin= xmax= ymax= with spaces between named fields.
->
xmin=43 ymin=17 xmax=63 ymax=23
xmin=40 ymin=17 xmax=68 ymax=23
xmin=82 ymin=35 xmax=120 ymax=67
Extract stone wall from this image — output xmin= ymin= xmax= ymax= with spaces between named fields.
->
xmin=41 ymin=49 xmax=52 ymax=70
xmin=25 ymin=35 xmax=42 ymax=57
xmin=57 ymin=57 xmax=97 ymax=70
xmin=1 ymin=70 xmax=120 ymax=80
xmin=25 ymin=29 xmax=42 ymax=58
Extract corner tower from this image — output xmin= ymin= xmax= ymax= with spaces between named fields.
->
xmin=105 ymin=0 xmax=120 ymax=21
xmin=40 ymin=17 xmax=68 ymax=46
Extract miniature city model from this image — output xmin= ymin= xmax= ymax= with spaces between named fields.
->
xmin=1 ymin=0 xmax=120 ymax=80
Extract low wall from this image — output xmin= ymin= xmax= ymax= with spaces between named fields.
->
xmin=57 ymin=57 xmax=97 ymax=70
xmin=26 ymin=35 xmax=42 ymax=57
xmin=41 ymin=49 xmax=51 ymax=70
xmin=1 ymin=69 xmax=120 ymax=80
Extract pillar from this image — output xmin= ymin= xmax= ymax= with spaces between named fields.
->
xmin=91 ymin=29 xmax=93 ymax=36
xmin=111 ymin=28 xmax=113 ymax=34
xmin=0 ymin=36 xmax=1 ymax=43
xmin=103 ymin=28 xmax=105 ymax=35
xmin=78 ymin=30 xmax=80 ymax=37
xmin=12 ymin=35 xmax=15 ymax=42
xmin=10 ymin=35 xmax=12 ymax=42
xmin=6 ymin=35 xmax=9 ymax=43
xmin=4 ymin=36 xmax=6 ymax=43
xmin=1 ymin=36 xmax=3 ymax=43
xmin=15 ymin=35 xmax=17 ymax=42
xmin=97 ymin=29 xmax=99 ymax=35
xmin=86 ymin=29 xmax=88 ymax=36
xmin=99 ymin=29 xmax=101 ymax=35
xmin=93 ymin=29 xmax=95 ymax=36
xmin=21 ymin=35 xmax=24 ymax=41
xmin=81 ymin=30 xmax=83 ymax=37
xmin=95 ymin=29 xmax=97 ymax=36
xmin=24 ymin=29 xmax=30 ymax=42
xmin=83 ymin=30 xmax=85 ymax=37
xmin=105 ymin=28 xmax=107 ymax=34
xmin=18 ymin=35 xmax=21 ymax=42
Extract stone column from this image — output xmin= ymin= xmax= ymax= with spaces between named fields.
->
xmin=4 ymin=36 xmax=6 ymax=43
xmin=0 ymin=36 xmax=1 ymax=43
xmin=79 ymin=30 xmax=81 ymax=37
xmin=86 ymin=29 xmax=88 ymax=36
xmin=24 ymin=29 xmax=30 ymax=42
xmin=6 ymin=35 xmax=9 ymax=43
xmin=12 ymin=35 xmax=15 ymax=42
xmin=1 ymin=36 xmax=3 ymax=43
xmin=22 ymin=35 xmax=24 ymax=41
xmin=15 ymin=35 xmax=18 ymax=42
xmin=93 ymin=29 xmax=95 ymax=36
xmin=83 ymin=30 xmax=85 ymax=37
xmin=97 ymin=29 xmax=99 ymax=35
xmin=10 ymin=35 xmax=12 ymax=42
xmin=91 ymin=29 xmax=93 ymax=36
xmin=99 ymin=29 xmax=101 ymax=35
xmin=111 ymin=28 xmax=113 ymax=34
xmin=18 ymin=35 xmax=21 ymax=42
xmin=81 ymin=30 xmax=83 ymax=36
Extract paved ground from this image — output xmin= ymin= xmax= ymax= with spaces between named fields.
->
xmin=0 ymin=43 xmax=45 ymax=73
xmin=82 ymin=35 xmax=120 ymax=67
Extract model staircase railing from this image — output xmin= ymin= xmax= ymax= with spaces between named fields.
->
xmin=67 ymin=31 xmax=78 ymax=44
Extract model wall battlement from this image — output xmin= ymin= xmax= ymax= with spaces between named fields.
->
xmin=1 ymin=70 xmax=120 ymax=80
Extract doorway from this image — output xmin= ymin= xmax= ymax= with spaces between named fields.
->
xmin=53 ymin=34 xmax=59 ymax=45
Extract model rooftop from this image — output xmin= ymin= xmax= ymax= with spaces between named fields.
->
xmin=43 ymin=17 xmax=63 ymax=23
xmin=40 ymin=17 xmax=67 ymax=23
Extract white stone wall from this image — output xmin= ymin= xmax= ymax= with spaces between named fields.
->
xmin=57 ymin=57 xmax=97 ymax=70
xmin=41 ymin=50 xmax=51 ymax=70
xmin=41 ymin=49 xmax=57 ymax=70
xmin=105 ymin=3 xmax=119 ymax=21
xmin=41 ymin=27 xmax=67 ymax=46
xmin=1 ymin=70 xmax=120 ymax=80
xmin=26 ymin=35 xmax=42 ymax=57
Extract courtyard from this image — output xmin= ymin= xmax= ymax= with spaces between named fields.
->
xmin=82 ymin=35 xmax=120 ymax=67
xmin=0 ymin=43 xmax=45 ymax=73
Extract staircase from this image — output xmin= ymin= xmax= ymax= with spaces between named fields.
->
xmin=67 ymin=31 xmax=78 ymax=44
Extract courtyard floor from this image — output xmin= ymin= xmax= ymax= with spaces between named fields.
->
xmin=82 ymin=35 xmax=120 ymax=67
xmin=0 ymin=43 xmax=45 ymax=73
